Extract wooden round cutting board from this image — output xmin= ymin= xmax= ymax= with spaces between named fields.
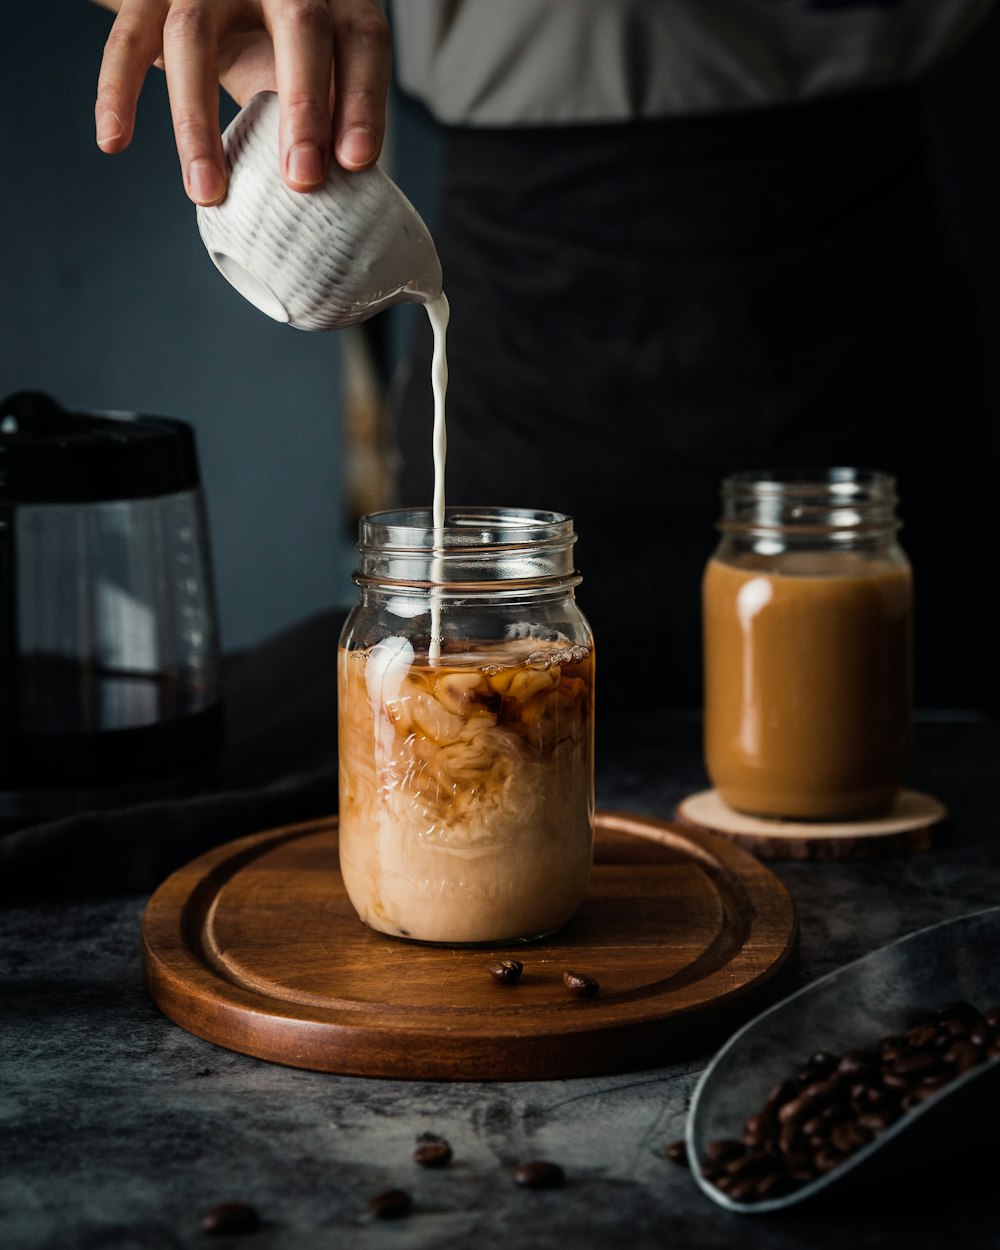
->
xmin=141 ymin=810 xmax=798 ymax=1081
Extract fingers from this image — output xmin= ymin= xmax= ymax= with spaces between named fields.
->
xmin=264 ymin=0 xmax=336 ymax=190
xmin=94 ymin=0 xmax=393 ymax=205
xmin=160 ymin=1 xmax=228 ymax=204
xmin=96 ymin=0 xmax=170 ymax=155
xmin=330 ymin=0 xmax=391 ymax=170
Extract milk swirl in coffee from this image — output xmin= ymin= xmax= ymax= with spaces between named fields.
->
xmin=337 ymin=295 xmax=595 ymax=944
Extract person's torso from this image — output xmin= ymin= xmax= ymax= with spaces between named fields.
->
xmin=389 ymin=0 xmax=991 ymax=124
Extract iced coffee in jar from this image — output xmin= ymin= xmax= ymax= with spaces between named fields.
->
xmin=702 ymin=469 xmax=913 ymax=821
xmin=337 ymin=507 xmax=595 ymax=945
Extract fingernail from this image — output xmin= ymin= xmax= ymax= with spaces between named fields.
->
xmin=96 ymin=110 xmax=123 ymax=148
xmin=338 ymin=126 xmax=377 ymax=169
xmin=188 ymin=159 xmax=226 ymax=205
xmin=287 ymin=142 xmax=325 ymax=187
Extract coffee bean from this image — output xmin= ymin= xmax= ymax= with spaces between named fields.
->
xmin=830 ymin=1121 xmax=871 ymax=1155
xmin=488 ymin=959 xmax=523 ymax=985
xmin=838 ymin=1050 xmax=879 ymax=1078
xmin=987 ymin=1041 xmax=1000 ymax=1061
xmin=778 ymin=1125 xmax=801 ymax=1156
xmin=369 ymin=1189 xmax=412 ymax=1219
xmin=933 ymin=1000 xmax=980 ymax=1022
xmin=562 ymin=970 xmax=599 ymax=997
xmin=777 ymin=1095 xmax=808 ymax=1127
xmin=728 ymin=1178 xmax=759 ymax=1203
xmin=704 ymin=1139 xmax=746 ymax=1165
xmin=904 ymin=1024 xmax=939 ymax=1051
xmin=413 ymin=1141 xmax=453 ymax=1168
xmin=664 ymin=1140 xmax=688 ymax=1167
xmin=725 ymin=1151 xmax=773 ymax=1180
xmin=944 ymin=1040 xmax=983 ymax=1074
xmin=200 ymin=1202 xmax=260 ymax=1235
xmin=983 ymin=1007 xmax=1000 ymax=1030
xmin=764 ymin=1079 xmax=799 ymax=1110
xmin=858 ymin=1111 xmax=897 ymax=1134
xmin=743 ymin=1111 xmax=776 ymax=1146
xmin=754 ymin=1169 xmax=793 ymax=1201
xmin=815 ymin=1148 xmax=844 ymax=1174
xmin=942 ymin=1016 xmax=976 ymax=1039
xmin=968 ymin=1025 xmax=992 ymax=1048
xmin=786 ymin=1153 xmax=819 ymax=1183
xmin=900 ymin=1089 xmax=926 ymax=1111
xmin=513 ymin=1160 xmax=565 ymax=1189
xmin=893 ymin=1051 xmax=938 ymax=1077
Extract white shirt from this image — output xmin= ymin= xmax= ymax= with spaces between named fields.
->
xmin=389 ymin=0 xmax=992 ymax=125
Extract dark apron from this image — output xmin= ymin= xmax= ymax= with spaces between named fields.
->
xmin=394 ymin=85 xmax=992 ymax=712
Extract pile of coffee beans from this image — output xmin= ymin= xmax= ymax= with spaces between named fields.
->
xmin=667 ymin=999 xmax=999 ymax=1204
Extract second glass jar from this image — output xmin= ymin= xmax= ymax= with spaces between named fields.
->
xmin=337 ymin=506 xmax=595 ymax=945
xmin=702 ymin=468 xmax=913 ymax=821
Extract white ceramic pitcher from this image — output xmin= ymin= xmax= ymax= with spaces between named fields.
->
xmin=196 ymin=91 xmax=442 ymax=331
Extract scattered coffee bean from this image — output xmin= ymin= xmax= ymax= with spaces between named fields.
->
xmin=562 ymin=970 xmax=599 ymax=997
xmin=488 ymin=959 xmax=524 ymax=985
xmin=513 ymin=1160 xmax=565 ymax=1189
xmin=200 ymin=1202 xmax=260 ymax=1236
xmin=369 ymin=1189 xmax=412 ymax=1219
xmin=699 ymin=997 xmax=1000 ymax=1204
xmin=664 ymin=1140 xmax=689 ymax=1167
xmin=413 ymin=1140 xmax=453 ymax=1168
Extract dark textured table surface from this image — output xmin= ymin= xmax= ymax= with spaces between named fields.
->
xmin=3 ymin=618 xmax=999 ymax=1250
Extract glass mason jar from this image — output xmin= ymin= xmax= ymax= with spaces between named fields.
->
xmin=337 ymin=506 xmax=595 ymax=945
xmin=702 ymin=468 xmax=913 ymax=821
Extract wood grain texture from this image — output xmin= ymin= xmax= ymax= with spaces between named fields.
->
xmin=675 ymin=788 xmax=948 ymax=861
xmin=140 ymin=811 xmax=798 ymax=1081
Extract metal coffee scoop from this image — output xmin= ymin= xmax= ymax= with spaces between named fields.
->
xmin=196 ymin=91 xmax=442 ymax=331
xmin=687 ymin=906 xmax=1000 ymax=1213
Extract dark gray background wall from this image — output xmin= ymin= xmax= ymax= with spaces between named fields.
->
xmin=0 ymin=4 xmax=433 ymax=653
xmin=1 ymin=5 xmax=995 ymax=655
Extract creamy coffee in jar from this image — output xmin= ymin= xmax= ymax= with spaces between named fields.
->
xmin=338 ymin=507 xmax=595 ymax=945
xmin=702 ymin=469 xmax=913 ymax=821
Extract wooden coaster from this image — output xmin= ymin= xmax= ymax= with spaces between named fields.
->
xmin=675 ymin=789 xmax=948 ymax=861
xmin=141 ymin=810 xmax=797 ymax=1082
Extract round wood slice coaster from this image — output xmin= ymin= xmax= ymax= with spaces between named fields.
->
xmin=141 ymin=810 xmax=797 ymax=1081
xmin=675 ymin=789 xmax=948 ymax=861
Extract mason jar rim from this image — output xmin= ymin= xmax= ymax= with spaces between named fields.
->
xmin=722 ymin=467 xmax=896 ymax=496
xmin=357 ymin=506 xmax=575 ymax=552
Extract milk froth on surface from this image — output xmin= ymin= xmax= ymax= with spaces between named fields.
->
xmin=337 ymin=635 xmax=594 ymax=943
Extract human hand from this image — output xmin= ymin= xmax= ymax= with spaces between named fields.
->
xmin=94 ymin=0 xmax=391 ymax=206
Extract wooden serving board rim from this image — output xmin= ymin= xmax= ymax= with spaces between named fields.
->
xmin=141 ymin=809 xmax=799 ymax=1079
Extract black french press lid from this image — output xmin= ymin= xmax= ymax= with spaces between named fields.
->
xmin=0 ymin=390 xmax=202 ymax=504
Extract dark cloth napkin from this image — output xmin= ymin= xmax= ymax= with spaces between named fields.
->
xmin=0 ymin=609 xmax=346 ymax=901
